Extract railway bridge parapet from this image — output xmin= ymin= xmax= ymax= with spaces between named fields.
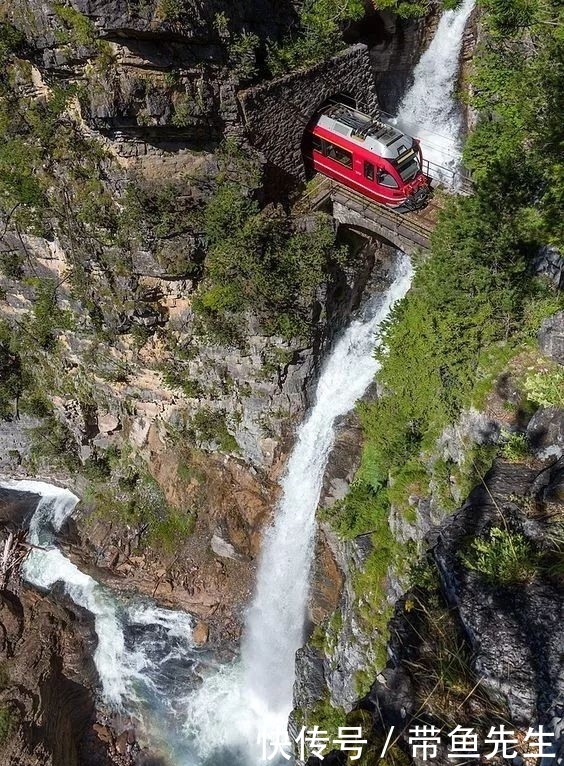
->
xmin=310 ymin=179 xmax=441 ymax=256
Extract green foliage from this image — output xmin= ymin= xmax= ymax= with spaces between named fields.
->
xmin=54 ymin=4 xmax=97 ymax=46
xmin=369 ymin=0 xmax=430 ymax=18
xmin=228 ymin=32 xmax=260 ymax=82
xmin=0 ymin=704 xmax=15 ymax=744
xmin=0 ymin=320 xmax=25 ymax=419
xmin=28 ymin=415 xmax=81 ymax=472
xmin=501 ymin=432 xmax=530 ymax=462
xmin=27 ymin=279 xmax=74 ymax=350
xmin=161 ymin=365 xmax=205 ymax=399
xmin=197 ymin=183 xmax=347 ymax=341
xmin=171 ymin=94 xmax=195 ymax=127
xmin=0 ymin=22 xmax=24 ymax=67
xmin=157 ymin=0 xmax=187 ymax=21
xmin=0 ymin=249 xmax=24 ymax=278
xmin=266 ymin=0 xmax=365 ymax=76
xmin=187 ymin=407 xmax=239 ymax=453
xmin=86 ymin=465 xmax=195 ymax=553
xmin=295 ymin=694 xmax=346 ymax=752
xmin=524 ymin=366 xmax=564 ymax=407
xmin=387 ymin=458 xmax=429 ymax=518
xmin=464 ymin=0 xmax=564 ymax=249
xmin=461 ymin=527 xmax=538 ymax=585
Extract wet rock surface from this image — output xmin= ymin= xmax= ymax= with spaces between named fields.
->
xmin=0 ymin=585 xmax=109 ymax=766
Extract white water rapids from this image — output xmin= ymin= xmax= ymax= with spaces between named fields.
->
xmin=394 ymin=0 xmax=476 ymax=186
xmin=0 ymin=479 xmax=204 ymax=763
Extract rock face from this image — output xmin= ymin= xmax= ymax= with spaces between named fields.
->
xmin=435 ymin=459 xmax=564 ymax=726
xmin=538 ymin=310 xmax=564 ymax=365
xmin=0 ymin=585 xmax=111 ymax=766
xmin=368 ymin=9 xmax=441 ymax=112
xmin=343 ymin=456 xmax=564 ymax=766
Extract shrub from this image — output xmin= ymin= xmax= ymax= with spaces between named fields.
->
xmin=501 ymin=432 xmax=530 ymax=462
xmin=0 ymin=22 xmax=24 ymax=66
xmin=187 ymin=407 xmax=238 ymax=453
xmin=197 ymin=183 xmax=348 ymax=341
xmin=0 ymin=704 xmax=15 ymax=743
xmin=28 ymin=416 xmax=81 ymax=472
xmin=524 ymin=367 xmax=564 ymax=407
xmin=54 ymin=4 xmax=97 ymax=46
xmin=266 ymin=0 xmax=365 ymax=76
xmin=228 ymin=32 xmax=260 ymax=82
xmin=461 ymin=527 xmax=538 ymax=585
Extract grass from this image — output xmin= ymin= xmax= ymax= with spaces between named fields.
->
xmin=0 ymin=704 xmax=15 ymax=743
xmin=501 ymin=432 xmax=530 ymax=462
xmin=461 ymin=527 xmax=539 ymax=586
xmin=84 ymin=462 xmax=195 ymax=554
xmin=187 ymin=407 xmax=239 ymax=454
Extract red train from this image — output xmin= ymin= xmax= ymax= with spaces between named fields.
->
xmin=304 ymin=103 xmax=431 ymax=212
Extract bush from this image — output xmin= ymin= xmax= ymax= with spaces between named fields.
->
xmin=461 ymin=527 xmax=538 ymax=585
xmin=54 ymin=4 xmax=97 ymax=46
xmin=28 ymin=416 xmax=81 ymax=472
xmin=0 ymin=704 xmax=15 ymax=743
xmin=266 ymin=0 xmax=365 ymax=76
xmin=524 ymin=367 xmax=564 ymax=407
xmin=0 ymin=22 xmax=24 ymax=66
xmin=187 ymin=407 xmax=238 ymax=453
xmin=501 ymin=432 xmax=530 ymax=462
xmin=197 ymin=183 xmax=348 ymax=341
xmin=86 ymin=467 xmax=195 ymax=553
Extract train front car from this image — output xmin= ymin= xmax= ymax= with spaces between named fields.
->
xmin=305 ymin=103 xmax=431 ymax=212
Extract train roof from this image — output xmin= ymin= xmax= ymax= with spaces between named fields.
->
xmin=316 ymin=104 xmax=415 ymax=160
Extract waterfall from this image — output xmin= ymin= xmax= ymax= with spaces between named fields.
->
xmin=394 ymin=0 xmax=476 ymax=183
xmin=242 ymin=255 xmax=413 ymax=718
xmin=182 ymin=253 xmax=413 ymax=764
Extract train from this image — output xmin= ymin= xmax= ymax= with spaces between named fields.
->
xmin=303 ymin=103 xmax=432 ymax=213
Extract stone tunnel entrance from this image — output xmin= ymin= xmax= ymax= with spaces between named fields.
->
xmin=236 ymin=44 xmax=379 ymax=195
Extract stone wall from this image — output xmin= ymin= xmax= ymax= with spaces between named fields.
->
xmin=237 ymin=44 xmax=379 ymax=194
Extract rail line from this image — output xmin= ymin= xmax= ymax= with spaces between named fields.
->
xmin=309 ymin=176 xmax=443 ymax=251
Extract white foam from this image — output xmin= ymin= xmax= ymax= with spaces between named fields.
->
xmin=395 ymin=0 xmax=476 ymax=186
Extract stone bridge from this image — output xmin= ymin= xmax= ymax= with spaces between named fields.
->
xmin=237 ymin=44 xmax=379 ymax=193
xmin=310 ymin=178 xmax=442 ymax=256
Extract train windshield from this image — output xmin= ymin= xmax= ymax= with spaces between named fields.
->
xmin=394 ymin=148 xmax=420 ymax=181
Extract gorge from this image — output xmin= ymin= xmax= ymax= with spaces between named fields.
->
xmin=0 ymin=0 xmax=562 ymax=764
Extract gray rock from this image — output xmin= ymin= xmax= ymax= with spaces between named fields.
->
xmin=210 ymin=532 xmax=243 ymax=561
xmin=538 ymin=311 xmax=564 ymax=365
xmin=532 ymin=246 xmax=564 ymax=290
xmin=527 ymin=407 xmax=564 ymax=460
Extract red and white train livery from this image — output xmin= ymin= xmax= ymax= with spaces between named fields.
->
xmin=304 ymin=103 xmax=431 ymax=212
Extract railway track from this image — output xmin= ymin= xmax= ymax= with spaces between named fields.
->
xmin=310 ymin=176 xmax=443 ymax=250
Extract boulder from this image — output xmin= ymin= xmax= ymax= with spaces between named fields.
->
xmin=538 ymin=311 xmax=564 ymax=365
xmin=527 ymin=406 xmax=564 ymax=460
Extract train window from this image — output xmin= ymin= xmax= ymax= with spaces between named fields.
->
xmin=324 ymin=141 xmax=353 ymax=168
xmin=364 ymin=161 xmax=374 ymax=181
xmin=312 ymin=135 xmax=323 ymax=152
xmin=377 ymin=170 xmax=399 ymax=188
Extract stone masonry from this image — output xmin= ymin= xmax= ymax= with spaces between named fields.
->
xmin=237 ymin=44 xmax=379 ymax=193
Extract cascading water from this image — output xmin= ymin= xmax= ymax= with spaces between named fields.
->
xmin=0 ymin=478 xmax=206 ymax=763
xmin=181 ymin=253 xmax=413 ymax=765
xmin=394 ymin=0 xmax=476 ymax=184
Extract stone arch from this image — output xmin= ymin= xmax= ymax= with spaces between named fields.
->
xmin=236 ymin=44 xmax=379 ymax=196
